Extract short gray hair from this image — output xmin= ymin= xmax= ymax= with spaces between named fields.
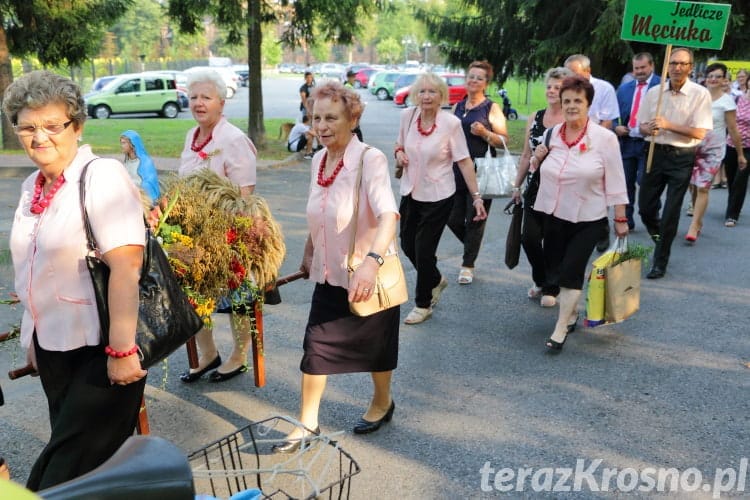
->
xmin=564 ymin=54 xmax=591 ymax=71
xmin=186 ymin=69 xmax=227 ymax=100
xmin=2 ymin=70 xmax=87 ymax=127
xmin=545 ymin=66 xmax=574 ymax=84
xmin=409 ymin=72 xmax=448 ymax=106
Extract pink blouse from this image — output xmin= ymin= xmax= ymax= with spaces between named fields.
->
xmin=10 ymin=145 xmax=145 ymax=351
xmin=397 ymin=108 xmax=470 ymax=201
xmin=534 ymin=123 xmax=629 ymax=222
xmin=306 ymin=138 xmax=399 ymax=288
xmin=728 ymin=94 xmax=750 ymax=149
xmin=179 ymin=116 xmax=257 ymax=186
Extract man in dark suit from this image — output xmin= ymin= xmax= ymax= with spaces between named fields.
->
xmin=614 ymin=52 xmax=661 ymax=230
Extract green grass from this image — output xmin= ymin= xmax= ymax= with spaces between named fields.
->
xmin=4 ymin=117 xmax=295 ymax=161
xmin=486 ymin=77 xmax=547 ymax=153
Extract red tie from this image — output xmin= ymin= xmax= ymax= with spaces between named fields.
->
xmin=628 ymin=81 xmax=647 ymax=129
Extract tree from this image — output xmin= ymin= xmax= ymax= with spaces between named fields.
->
xmin=167 ymin=0 xmax=383 ymax=148
xmin=0 ymin=0 xmax=133 ymax=149
xmin=417 ymin=0 xmax=750 ymax=86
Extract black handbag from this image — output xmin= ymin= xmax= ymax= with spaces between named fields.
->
xmin=504 ymin=199 xmax=523 ymax=269
xmin=79 ymin=160 xmax=203 ymax=369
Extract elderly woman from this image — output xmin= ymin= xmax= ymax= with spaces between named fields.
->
xmin=178 ymin=68 xmax=258 ymax=383
xmin=4 ymin=70 xmax=147 ymax=490
xmin=120 ymin=129 xmax=160 ymax=204
xmin=512 ymin=67 xmax=573 ymax=307
xmin=447 ymin=60 xmax=508 ymax=285
xmin=686 ymin=63 xmax=746 ymax=240
xmin=395 ymin=73 xmax=487 ymax=325
xmin=532 ymin=76 xmax=629 ymax=351
xmin=274 ymin=82 xmax=399 ymax=452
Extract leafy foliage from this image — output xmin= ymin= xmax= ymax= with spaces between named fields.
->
xmin=417 ymin=0 xmax=749 ymax=86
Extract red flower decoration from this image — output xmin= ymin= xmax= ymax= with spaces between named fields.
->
xmin=226 ymin=227 xmax=238 ymax=245
xmin=228 ymin=258 xmax=247 ymax=289
xmin=198 ymin=151 xmax=208 ymax=160
xmin=579 ymin=143 xmax=587 ymax=153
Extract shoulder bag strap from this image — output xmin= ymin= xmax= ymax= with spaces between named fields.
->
xmin=544 ymin=125 xmax=553 ymax=149
xmin=78 ymin=159 xmax=101 ymax=253
xmin=346 ymin=146 xmax=372 ymax=271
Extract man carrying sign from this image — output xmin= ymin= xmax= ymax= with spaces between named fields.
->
xmin=637 ymin=47 xmax=712 ymax=279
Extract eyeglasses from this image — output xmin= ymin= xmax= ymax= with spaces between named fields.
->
xmin=13 ymin=120 xmax=73 ymax=137
xmin=706 ymin=74 xmax=724 ymax=80
xmin=466 ymin=74 xmax=486 ymax=81
xmin=668 ymin=61 xmax=692 ymax=68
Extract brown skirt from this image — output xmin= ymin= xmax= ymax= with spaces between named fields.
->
xmin=300 ymin=282 xmax=400 ymax=375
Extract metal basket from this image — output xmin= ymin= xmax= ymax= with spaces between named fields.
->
xmin=188 ymin=416 xmax=360 ymax=499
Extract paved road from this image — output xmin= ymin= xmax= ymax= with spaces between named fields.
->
xmin=0 ymin=79 xmax=749 ymax=498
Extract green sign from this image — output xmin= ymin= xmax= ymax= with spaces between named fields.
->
xmin=621 ymin=0 xmax=731 ymax=50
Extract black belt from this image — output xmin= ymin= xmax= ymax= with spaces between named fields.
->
xmin=652 ymin=143 xmax=697 ymax=154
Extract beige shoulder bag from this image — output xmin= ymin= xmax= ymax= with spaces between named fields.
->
xmin=347 ymin=146 xmax=408 ymax=316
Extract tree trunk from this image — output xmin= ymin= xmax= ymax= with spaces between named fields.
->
xmin=0 ymin=24 xmax=20 ymax=150
xmin=247 ymin=0 xmax=266 ymax=149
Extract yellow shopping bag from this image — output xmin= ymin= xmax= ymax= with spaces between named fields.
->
xmin=584 ymin=249 xmax=619 ymax=327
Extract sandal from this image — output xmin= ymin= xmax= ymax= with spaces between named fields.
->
xmin=725 ymin=218 xmax=737 ymax=227
xmin=458 ymin=267 xmax=473 ymax=285
xmin=527 ymin=286 xmax=543 ymax=299
xmin=404 ymin=306 xmax=433 ymax=325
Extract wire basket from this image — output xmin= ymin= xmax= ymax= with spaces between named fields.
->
xmin=188 ymin=416 xmax=360 ymax=500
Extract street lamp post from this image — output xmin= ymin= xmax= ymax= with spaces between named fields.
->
xmin=401 ymin=37 xmax=414 ymax=64
xmin=422 ymin=42 xmax=432 ymax=66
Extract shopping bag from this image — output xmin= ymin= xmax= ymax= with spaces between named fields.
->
xmin=475 ymin=137 xmax=516 ymax=198
xmin=504 ymin=199 xmax=523 ymax=269
xmin=584 ymin=238 xmax=625 ymax=327
xmin=605 ymin=257 xmax=641 ymax=323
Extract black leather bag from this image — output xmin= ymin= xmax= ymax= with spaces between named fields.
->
xmin=504 ymin=199 xmax=523 ymax=269
xmin=79 ymin=160 xmax=203 ymax=369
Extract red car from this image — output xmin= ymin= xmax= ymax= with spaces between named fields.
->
xmin=352 ymin=68 xmax=377 ymax=88
xmin=393 ymin=73 xmax=467 ymax=107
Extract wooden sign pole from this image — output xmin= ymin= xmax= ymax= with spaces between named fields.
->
xmin=645 ymin=44 xmax=672 ymax=173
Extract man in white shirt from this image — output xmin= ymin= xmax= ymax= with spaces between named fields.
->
xmin=288 ymin=115 xmax=316 ymax=158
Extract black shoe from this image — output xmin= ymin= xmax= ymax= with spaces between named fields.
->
xmin=353 ymin=401 xmax=395 ymax=434
xmin=596 ymin=237 xmax=610 ymax=253
xmin=646 ymin=266 xmax=665 ymax=279
xmin=179 ymin=355 xmax=221 ymax=383
xmin=566 ymin=312 xmax=580 ymax=334
xmin=208 ymin=364 xmax=248 ymax=382
xmin=545 ymin=334 xmax=567 ymax=352
xmin=272 ymin=426 xmax=320 ymax=454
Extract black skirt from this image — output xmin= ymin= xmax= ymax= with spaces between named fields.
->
xmin=300 ymin=282 xmax=400 ymax=375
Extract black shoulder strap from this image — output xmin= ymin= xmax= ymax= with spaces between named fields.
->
xmin=543 ymin=126 xmax=553 ymax=149
xmin=78 ymin=159 xmax=101 ymax=252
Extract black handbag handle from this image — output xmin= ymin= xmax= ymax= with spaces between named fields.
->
xmin=79 ymin=160 xmax=152 ymax=270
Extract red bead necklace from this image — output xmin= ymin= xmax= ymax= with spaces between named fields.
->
xmin=560 ymin=119 xmax=589 ymax=148
xmin=191 ymin=128 xmax=213 ymax=152
xmin=30 ymin=172 xmax=66 ymax=214
xmin=416 ymin=114 xmax=437 ymax=136
xmin=317 ymin=152 xmax=345 ymax=187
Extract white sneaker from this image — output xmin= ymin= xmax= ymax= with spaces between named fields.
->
xmin=404 ymin=306 xmax=433 ymax=325
xmin=430 ymin=277 xmax=448 ymax=307
xmin=457 ymin=267 xmax=473 ymax=285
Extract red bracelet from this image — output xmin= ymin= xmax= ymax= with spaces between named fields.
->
xmin=613 ymin=217 xmax=628 ymax=223
xmin=105 ymin=345 xmax=139 ymax=358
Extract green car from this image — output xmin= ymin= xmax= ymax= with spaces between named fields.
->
xmin=85 ymin=73 xmax=182 ymax=119
xmin=368 ymin=71 xmax=403 ymax=101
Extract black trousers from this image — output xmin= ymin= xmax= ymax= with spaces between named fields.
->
xmin=543 ymin=215 xmax=607 ymax=290
xmin=725 ymin=145 xmax=750 ymax=221
xmin=399 ymin=194 xmax=453 ymax=308
xmin=521 ymin=205 xmax=559 ymax=296
xmin=446 ymin=189 xmax=493 ymax=268
xmin=27 ymin=335 xmax=146 ymax=491
xmin=638 ymin=144 xmax=696 ymax=269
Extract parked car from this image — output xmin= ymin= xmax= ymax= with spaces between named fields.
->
xmin=183 ymin=66 xmax=239 ymax=98
xmin=317 ymin=63 xmax=346 ymax=82
xmin=232 ymin=64 xmax=249 ymax=87
xmin=277 ymin=62 xmax=296 ymax=73
xmin=393 ymin=73 xmax=467 ymax=107
xmin=145 ymin=71 xmax=189 ymax=110
xmin=352 ymin=68 xmax=377 ymax=88
xmin=84 ymin=72 xmax=181 ymax=119
xmin=368 ymin=71 xmax=403 ymax=100
xmin=91 ymin=75 xmax=117 ymax=92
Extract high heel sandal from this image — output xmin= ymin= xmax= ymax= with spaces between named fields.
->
xmin=271 ymin=426 xmax=321 ymax=454
xmin=685 ymin=228 xmax=701 ymax=243
xmin=545 ymin=334 xmax=567 ymax=352
xmin=566 ymin=312 xmax=580 ymax=334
